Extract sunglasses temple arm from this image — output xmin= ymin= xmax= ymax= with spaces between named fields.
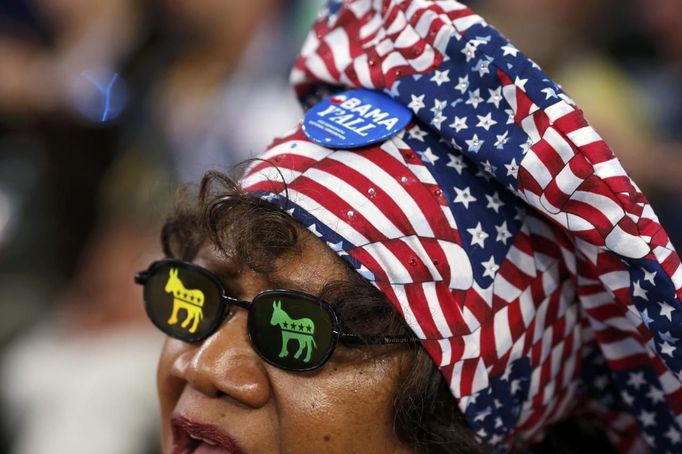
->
xmin=339 ymin=333 xmax=420 ymax=346
xmin=134 ymin=271 xmax=150 ymax=285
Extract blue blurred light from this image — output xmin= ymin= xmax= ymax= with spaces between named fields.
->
xmin=71 ymin=68 xmax=127 ymax=122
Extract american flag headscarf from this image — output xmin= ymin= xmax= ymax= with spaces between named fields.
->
xmin=240 ymin=1 xmax=682 ymax=451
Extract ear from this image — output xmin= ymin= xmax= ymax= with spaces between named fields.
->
xmin=171 ymin=268 xmax=177 ymax=277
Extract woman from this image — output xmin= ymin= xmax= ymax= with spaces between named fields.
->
xmin=136 ymin=1 xmax=682 ymax=452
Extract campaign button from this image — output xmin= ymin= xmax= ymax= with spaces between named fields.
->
xmin=302 ymin=89 xmax=412 ymax=149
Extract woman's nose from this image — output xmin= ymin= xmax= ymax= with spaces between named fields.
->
xmin=170 ymin=312 xmax=272 ymax=408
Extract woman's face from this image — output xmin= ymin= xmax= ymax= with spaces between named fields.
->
xmin=156 ymin=232 xmax=414 ymax=454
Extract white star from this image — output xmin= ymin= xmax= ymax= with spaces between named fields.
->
xmin=482 ymin=160 xmax=497 ymax=175
xmin=665 ymin=427 xmax=681 ymax=444
xmin=431 ymin=112 xmax=447 ymax=129
xmin=420 ymin=147 xmax=439 ymax=165
xmin=520 ymin=137 xmax=532 ymax=154
xmin=494 ymin=417 xmax=503 ymax=428
xmin=646 ymin=387 xmax=665 ymax=404
xmin=639 ymin=410 xmax=656 ymax=427
xmin=505 ymin=108 xmax=515 ymax=124
xmin=501 ymin=43 xmax=519 ymax=56
xmin=505 ymin=158 xmax=519 ymax=178
xmin=658 ymin=301 xmax=675 ymax=321
xmin=455 ymin=75 xmax=469 ymax=93
xmin=495 ymin=130 xmax=510 ymax=149
xmin=485 ymin=192 xmax=505 ymax=213
xmin=430 ymin=98 xmax=447 ymax=116
xmin=495 ymin=221 xmax=512 ymax=245
xmin=481 ymin=255 xmax=499 ymax=279
xmin=643 ymin=268 xmax=657 ymax=285
xmin=446 ymin=154 xmax=466 ymax=174
xmin=660 ymin=340 xmax=676 ymax=357
xmin=487 ymin=87 xmax=503 ymax=108
xmin=467 ymin=222 xmax=489 ymax=248
xmin=408 ymin=94 xmax=426 ymax=113
xmin=462 ymin=42 xmax=477 ymax=62
xmin=430 ymin=69 xmax=451 ymax=86
xmin=659 ymin=330 xmax=677 ymax=343
xmin=489 ymin=434 xmax=504 ymax=445
xmin=515 ymin=77 xmax=528 ymax=91
xmin=473 ymin=406 xmax=491 ymax=422
xmin=514 ymin=206 xmax=526 ymax=221
xmin=474 ymin=57 xmax=492 ymax=77
xmin=308 ymin=223 xmax=322 ymax=237
xmin=641 ymin=308 xmax=654 ymax=327
xmin=465 ymin=89 xmax=484 ymax=109
xmin=541 ymin=87 xmax=558 ymax=100
xmin=621 ymin=391 xmax=635 ymax=406
xmin=327 ymin=240 xmax=344 ymax=251
xmin=409 ymin=125 xmax=427 ymax=141
xmin=465 ymin=134 xmax=484 ymax=153
xmin=476 ymin=112 xmax=498 ymax=131
xmin=449 ymin=115 xmax=468 ymax=133
xmin=453 ymin=186 xmax=477 ymax=209
xmin=633 ymin=280 xmax=649 ymax=300
xmin=627 ymin=371 xmax=646 ymax=389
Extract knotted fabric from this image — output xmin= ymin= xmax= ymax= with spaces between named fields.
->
xmin=240 ymin=1 xmax=682 ymax=451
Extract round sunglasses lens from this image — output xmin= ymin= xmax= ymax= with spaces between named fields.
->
xmin=249 ymin=292 xmax=335 ymax=371
xmin=144 ymin=263 xmax=223 ymax=342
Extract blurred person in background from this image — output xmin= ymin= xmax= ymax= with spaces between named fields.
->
xmin=476 ymin=0 xmax=682 ymax=248
xmin=0 ymin=0 xmax=319 ymax=452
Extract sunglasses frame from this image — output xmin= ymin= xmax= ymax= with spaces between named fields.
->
xmin=135 ymin=259 xmax=418 ymax=372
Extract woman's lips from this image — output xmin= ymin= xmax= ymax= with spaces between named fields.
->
xmin=171 ymin=415 xmax=247 ymax=454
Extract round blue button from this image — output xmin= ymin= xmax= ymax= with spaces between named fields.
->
xmin=302 ymin=89 xmax=412 ymax=149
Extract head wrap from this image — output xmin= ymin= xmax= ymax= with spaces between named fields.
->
xmin=240 ymin=1 xmax=682 ymax=452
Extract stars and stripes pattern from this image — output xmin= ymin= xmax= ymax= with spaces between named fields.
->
xmin=241 ymin=1 xmax=682 ymax=452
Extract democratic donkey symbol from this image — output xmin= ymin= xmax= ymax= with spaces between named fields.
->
xmin=270 ymin=301 xmax=316 ymax=363
xmin=165 ymin=268 xmax=204 ymax=334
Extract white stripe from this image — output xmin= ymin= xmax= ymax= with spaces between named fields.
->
xmin=392 ymin=284 xmax=426 ymax=339
xmin=462 ymin=329 xmax=481 ymax=359
xmin=502 ymin=84 xmax=517 ymax=113
xmin=521 ymin=151 xmax=553 ymax=188
xmin=423 ymin=282 xmax=453 ymax=338
xmin=347 ymin=0 xmax=371 ymax=18
xmin=395 ymin=26 xmax=420 ymax=48
xmin=519 ymin=288 xmax=535 ymax=327
xmin=521 ymin=115 xmax=541 ymax=144
xmin=545 ymin=100 xmax=574 ymax=123
xmin=415 ymin=10 xmax=438 ymax=37
xmin=579 ymin=290 xmax=612 ymax=309
xmin=542 ymin=262 xmax=561 ymax=297
xmin=442 ymin=206 xmax=457 ymax=229
xmin=471 ymin=358 xmax=489 ymax=395
xmin=659 ymin=369 xmax=682 ymax=394
xmin=305 ymin=168 xmax=404 ymax=238
xmin=400 ymin=236 xmax=443 ymax=281
xmin=407 ymin=163 xmax=437 ymax=184
xmin=529 ymin=363 xmax=541 ymax=400
xmin=553 ymin=161 xmax=584 ymax=196
xmin=408 ymin=46 xmax=436 ymax=72
xmin=381 ymin=51 xmax=408 ymax=74
xmin=328 ymin=152 xmax=435 ymax=237
xmin=533 ymin=295 xmax=550 ymax=342
xmin=462 ymin=306 xmax=480 ymax=332
xmin=605 ymin=224 xmax=650 ymax=259
xmin=240 ymin=167 xmax=302 ymax=190
xmin=506 ymin=244 xmax=537 ymax=277
xmin=600 ymin=336 xmax=647 ymax=361
xmin=453 ymin=14 xmax=484 ymax=31
xmin=566 ymin=126 xmax=602 ymax=147
xmin=381 ymin=137 xmax=408 ymax=163
xmin=433 ymin=24 xmax=454 ymax=54
xmin=566 ymin=213 xmax=595 ymax=232
xmin=375 ymin=38 xmax=394 ymax=57
xmin=571 ymin=190 xmax=624 ymax=224
xmin=600 ymin=270 xmax=630 ymax=290
xmin=593 ymin=158 xmax=627 ymax=179
xmin=493 ymin=274 xmax=523 ymax=303
xmin=255 ymin=139 xmax=333 ymax=163
xmin=324 ymin=28 xmax=352 ymax=73
xmin=300 ymin=33 xmax=319 ymax=58
xmin=543 ymin=127 xmax=575 ymax=163
xmin=354 ymin=54 xmax=374 ymax=87
xmin=386 ymin=8 xmax=407 ymax=35
xmin=359 ymin=13 xmax=382 ymax=40
xmin=438 ymin=338 xmax=453 ymax=367
xmin=286 ymin=188 xmax=368 ymax=246
xmin=362 ymin=242 xmax=413 ymax=284
xmin=441 ymin=1 xmax=469 ymax=12
xmin=438 ymin=240 xmax=473 ymax=290
xmin=494 ymin=306 xmax=513 ymax=357
xmin=307 ymin=53 xmax=335 ymax=83
xmin=450 ymin=361 xmax=464 ymax=398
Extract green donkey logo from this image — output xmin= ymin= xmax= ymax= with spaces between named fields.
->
xmin=165 ymin=268 xmax=204 ymax=334
xmin=270 ymin=301 xmax=317 ymax=363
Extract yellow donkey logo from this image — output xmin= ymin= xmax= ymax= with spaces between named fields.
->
xmin=165 ymin=268 xmax=204 ymax=333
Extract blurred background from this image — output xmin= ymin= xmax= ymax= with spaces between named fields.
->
xmin=0 ymin=0 xmax=679 ymax=453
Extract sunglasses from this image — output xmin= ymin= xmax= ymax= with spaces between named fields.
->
xmin=135 ymin=259 xmax=418 ymax=372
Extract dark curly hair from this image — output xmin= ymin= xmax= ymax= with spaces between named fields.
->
xmin=159 ymin=169 xmax=617 ymax=454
